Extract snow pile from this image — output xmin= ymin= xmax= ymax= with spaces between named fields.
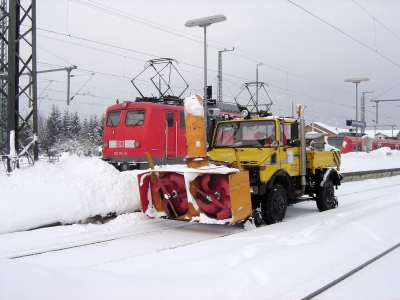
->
xmin=0 ymin=155 xmax=142 ymax=234
xmin=1 ymin=148 xmax=400 ymax=234
xmin=184 ymin=92 xmax=204 ymax=116
xmin=341 ymin=147 xmax=400 ymax=172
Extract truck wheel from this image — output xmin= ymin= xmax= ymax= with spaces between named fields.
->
xmin=262 ymin=184 xmax=287 ymax=225
xmin=316 ymin=179 xmax=336 ymax=211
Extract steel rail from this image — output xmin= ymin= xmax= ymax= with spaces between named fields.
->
xmin=8 ymin=222 xmax=192 ymax=259
xmin=301 ymin=242 xmax=400 ymax=300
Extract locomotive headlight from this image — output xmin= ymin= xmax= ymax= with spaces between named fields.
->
xmin=122 ymin=101 xmax=127 ymax=107
xmin=241 ymin=109 xmax=249 ymax=118
xmin=103 ymin=141 xmax=108 ymax=148
xmin=134 ymin=140 xmax=140 ymax=147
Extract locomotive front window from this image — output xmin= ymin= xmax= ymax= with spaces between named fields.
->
xmin=126 ymin=110 xmax=145 ymax=126
xmin=106 ymin=111 xmax=120 ymax=127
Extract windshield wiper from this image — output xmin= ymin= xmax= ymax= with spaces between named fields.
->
xmin=131 ymin=120 xmax=141 ymax=127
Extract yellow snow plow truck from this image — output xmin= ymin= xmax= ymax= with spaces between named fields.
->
xmin=207 ymin=104 xmax=342 ymax=225
xmin=138 ymin=94 xmax=342 ymax=226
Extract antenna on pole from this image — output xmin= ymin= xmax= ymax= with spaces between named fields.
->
xmin=217 ymin=47 xmax=234 ymax=103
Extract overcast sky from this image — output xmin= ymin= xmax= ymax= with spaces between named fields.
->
xmin=26 ymin=0 xmax=400 ymax=131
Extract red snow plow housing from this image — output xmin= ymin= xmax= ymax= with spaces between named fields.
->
xmin=137 ymin=166 xmax=252 ymax=225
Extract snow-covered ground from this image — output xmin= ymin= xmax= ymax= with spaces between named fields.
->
xmin=1 ymin=147 xmax=400 ymax=299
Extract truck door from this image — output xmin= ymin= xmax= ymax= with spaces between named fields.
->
xmin=165 ymin=110 xmax=177 ymax=159
xmin=279 ymin=123 xmax=300 ymax=176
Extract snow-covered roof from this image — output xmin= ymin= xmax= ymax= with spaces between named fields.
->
xmin=309 ymin=122 xmax=399 ymax=138
xmin=306 ymin=122 xmax=346 ymax=135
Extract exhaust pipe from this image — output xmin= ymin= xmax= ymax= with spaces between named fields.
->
xmin=297 ymin=104 xmax=307 ymax=197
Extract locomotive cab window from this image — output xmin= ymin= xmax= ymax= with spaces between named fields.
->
xmin=106 ymin=111 xmax=121 ymax=127
xmin=126 ymin=110 xmax=145 ymax=126
xmin=180 ymin=110 xmax=186 ymax=129
xmin=166 ymin=112 xmax=174 ymax=127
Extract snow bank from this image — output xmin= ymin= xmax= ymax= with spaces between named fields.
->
xmin=341 ymin=147 xmax=400 ymax=172
xmin=1 ymin=148 xmax=400 ymax=235
xmin=0 ymin=155 xmax=142 ymax=234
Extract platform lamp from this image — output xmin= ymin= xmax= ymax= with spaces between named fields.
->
xmin=344 ymin=77 xmax=370 ymax=152
xmin=185 ymin=14 xmax=227 ymax=133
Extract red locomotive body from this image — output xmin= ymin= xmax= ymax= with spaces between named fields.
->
xmin=327 ymin=135 xmax=400 ymax=153
xmin=102 ymin=99 xmax=184 ymax=170
xmin=102 ymin=98 xmax=240 ymax=170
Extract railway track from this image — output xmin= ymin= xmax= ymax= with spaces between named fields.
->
xmin=303 ymin=241 xmax=400 ymax=300
xmin=6 ymin=220 xmax=193 ymax=259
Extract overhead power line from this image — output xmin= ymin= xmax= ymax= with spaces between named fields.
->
xmin=352 ymin=0 xmax=400 ymax=42
xmin=287 ymin=0 xmax=400 ymax=68
xmin=59 ymin=0 xmax=355 ymax=93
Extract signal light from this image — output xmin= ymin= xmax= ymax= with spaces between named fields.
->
xmin=207 ymin=86 xmax=212 ymax=99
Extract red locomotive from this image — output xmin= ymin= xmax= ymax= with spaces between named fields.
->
xmin=101 ymin=58 xmax=240 ymax=170
xmin=102 ymin=97 xmax=240 ymax=170
xmin=327 ymin=135 xmax=400 ymax=153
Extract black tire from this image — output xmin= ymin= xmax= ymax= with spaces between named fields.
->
xmin=120 ymin=163 xmax=129 ymax=172
xmin=261 ymin=184 xmax=287 ymax=225
xmin=316 ymin=179 xmax=336 ymax=212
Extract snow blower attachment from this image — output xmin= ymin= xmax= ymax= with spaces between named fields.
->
xmin=138 ymin=93 xmax=252 ymax=225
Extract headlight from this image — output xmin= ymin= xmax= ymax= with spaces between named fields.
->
xmin=241 ymin=110 xmax=249 ymax=118
xmin=250 ymin=186 xmax=259 ymax=194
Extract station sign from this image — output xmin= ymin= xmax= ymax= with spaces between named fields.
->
xmin=346 ymin=119 xmax=366 ymax=128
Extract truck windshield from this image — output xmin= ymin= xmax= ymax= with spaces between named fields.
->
xmin=213 ymin=120 xmax=276 ymax=148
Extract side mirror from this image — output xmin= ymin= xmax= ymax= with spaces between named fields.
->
xmin=291 ymin=122 xmax=299 ymax=140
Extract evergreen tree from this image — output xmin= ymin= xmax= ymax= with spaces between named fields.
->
xmin=37 ymin=112 xmax=53 ymax=157
xmin=97 ymin=114 xmax=105 ymax=142
xmin=35 ymin=105 xmax=104 ymax=157
xmin=19 ymin=118 xmax=34 ymax=149
xmin=81 ymin=117 xmax=89 ymax=141
xmin=62 ymin=109 xmax=72 ymax=139
xmin=46 ymin=104 xmax=63 ymax=146
xmin=70 ymin=111 xmax=81 ymax=138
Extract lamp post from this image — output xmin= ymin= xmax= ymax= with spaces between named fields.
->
xmin=361 ymin=90 xmax=373 ymax=134
xmin=370 ymin=99 xmax=400 ymax=135
xmin=344 ymin=77 xmax=370 ymax=152
xmin=185 ymin=14 xmax=226 ymax=135
xmin=256 ymin=63 xmax=263 ymax=110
